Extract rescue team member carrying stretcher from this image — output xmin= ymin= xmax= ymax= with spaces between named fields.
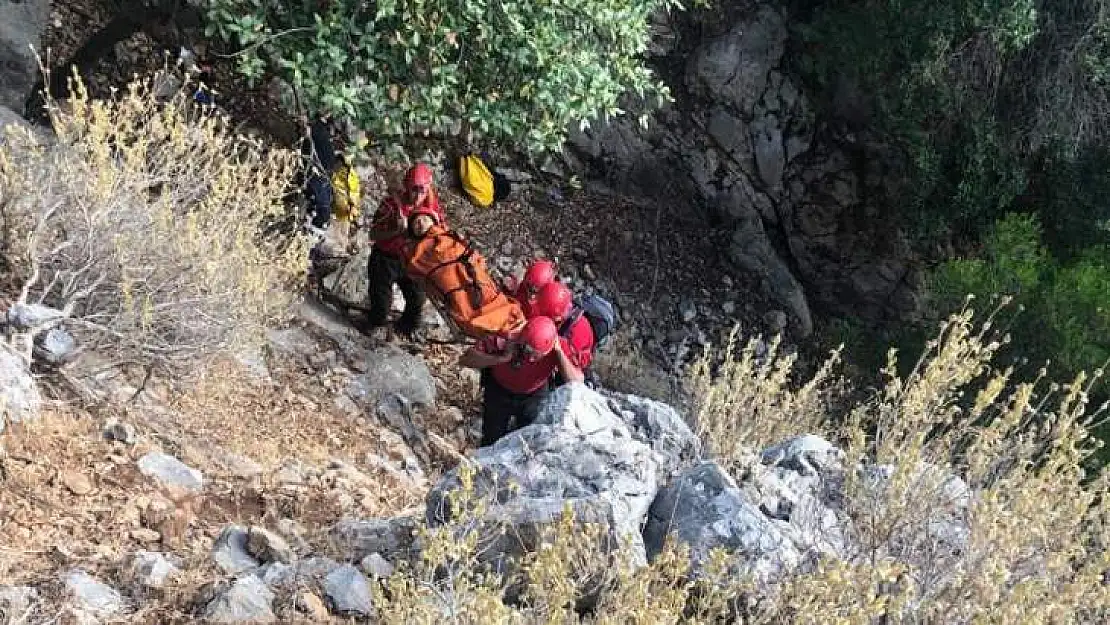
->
xmin=365 ymin=163 xmax=445 ymax=337
xmin=458 ymin=316 xmax=587 ymax=446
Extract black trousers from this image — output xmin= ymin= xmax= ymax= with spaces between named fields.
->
xmin=480 ymin=370 xmax=550 ymax=447
xmin=367 ymin=249 xmax=425 ymax=331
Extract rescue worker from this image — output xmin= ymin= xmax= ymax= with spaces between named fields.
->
xmin=504 ymin=259 xmax=557 ymax=317
xmin=329 ymin=148 xmax=361 ymax=251
xmin=299 ymin=113 xmax=337 ymax=231
xmin=365 ymin=163 xmax=445 ymax=336
xmin=459 ymin=316 xmax=585 ymax=446
xmin=532 ymin=281 xmax=596 ymax=372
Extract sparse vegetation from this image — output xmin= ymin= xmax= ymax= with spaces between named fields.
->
xmin=0 ymin=73 xmax=307 ymax=376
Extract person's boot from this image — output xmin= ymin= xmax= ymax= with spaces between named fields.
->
xmin=394 ymin=312 xmax=422 ymax=341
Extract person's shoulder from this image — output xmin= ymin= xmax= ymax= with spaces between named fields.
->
xmin=569 ymin=314 xmax=595 ymax=344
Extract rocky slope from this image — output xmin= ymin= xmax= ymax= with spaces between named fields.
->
xmin=564 ymin=1 xmax=922 ymax=338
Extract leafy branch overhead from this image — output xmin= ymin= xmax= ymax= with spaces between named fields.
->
xmin=205 ymin=0 xmax=677 ymax=153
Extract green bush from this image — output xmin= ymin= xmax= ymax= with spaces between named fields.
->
xmin=930 ymin=213 xmax=1110 ymax=380
xmin=205 ymin=0 xmax=676 ymax=154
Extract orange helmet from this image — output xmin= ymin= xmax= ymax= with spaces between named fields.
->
xmin=534 ymin=281 xmax=573 ymax=321
xmin=520 ymin=260 xmax=556 ymax=299
xmin=516 ymin=316 xmax=558 ymax=361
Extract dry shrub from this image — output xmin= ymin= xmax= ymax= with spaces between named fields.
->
xmin=591 ymin=331 xmax=680 ymax=405
xmin=688 ymin=328 xmax=845 ymax=472
xmin=372 ymin=309 xmax=1109 ymax=623
xmin=0 ymin=72 xmax=307 ymax=374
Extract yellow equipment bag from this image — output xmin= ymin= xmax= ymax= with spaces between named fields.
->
xmin=331 ymin=163 xmax=361 ymax=223
xmin=459 ymin=153 xmax=495 ymax=207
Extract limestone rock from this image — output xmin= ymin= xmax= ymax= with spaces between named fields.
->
xmin=212 ymin=525 xmax=261 ymax=575
xmin=0 ymin=585 xmax=38 ymax=620
xmin=323 ymin=564 xmax=373 ymax=616
xmin=102 ymin=419 xmax=137 ymax=444
xmin=344 ymin=344 xmax=436 ymax=414
xmin=246 ymin=526 xmax=295 ymax=565
xmin=644 ymin=462 xmax=801 ymax=585
xmin=63 ymin=570 xmax=124 ymax=618
xmin=0 ymin=344 xmax=40 ymax=432
xmin=329 ymin=516 xmax=417 ymax=562
xmin=130 ymin=551 xmax=181 ymax=588
xmin=359 ymin=553 xmax=394 ymax=579
xmin=137 ymin=452 xmax=204 ymax=492
xmin=203 ymin=576 xmax=275 ymax=624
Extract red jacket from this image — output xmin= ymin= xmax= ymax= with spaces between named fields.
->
xmin=371 ymin=191 xmax=445 ymax=257
xmin=477 ymin=335 xmax=559 ymax=395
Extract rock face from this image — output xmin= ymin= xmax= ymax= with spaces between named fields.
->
xmin=130 ymin=551 xmax=181 ymax=589
xmin=0 ymin=0 xmax=49 ymax=112
xmin=137 ymin=452 xmax=205 ymax=492
xmin=0 ymin=344 xmax=40 ymax=432
xmin=566 ymin=3 xmax=919 ymax=335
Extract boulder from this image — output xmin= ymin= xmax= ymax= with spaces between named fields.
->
xmin=212 ymin=525 xmax=261 ymax=575
xmin=0 ymin=0 xmax=48 ymax=111
xmin=202 ymin=576 xmax=275 ymax=624
xmin=344 ymin=344 xmax=436 ymax=415
xmin=644 ymin=462 xmax=802 ymax=585
xmin=427 ymin=423 xmax=659 ymax=570
xmin=63 ymin=570 xmax=124 ymax=618
xmin=323 ymin=564 xmax=374 ymax=616
xmin=532 ymin=384 xmax=699 ymax=478
xmin=761 ymin=434 xmax=844 ymax=477
xmin=0 ymin=344 xmax=40 ymax=431
xmin=246 ymin=526 xmax=295 ymax=565
xmin=137 ymin=452 xmax=204 ymax=492
xmin=329 ymin=516 xmax=418 ymax=562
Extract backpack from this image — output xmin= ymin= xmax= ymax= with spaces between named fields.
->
xmin=459 ymin=153 xmax=511 ymax=207
xmin=560 ymin=293 xmax=618 ymax=349
xmin=402 ymin=225 xmax=526 ymax=339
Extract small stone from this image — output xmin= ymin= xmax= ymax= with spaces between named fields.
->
xmin=273 ymin=461 xmax=306 ymax=485
xmin=130 ymin=551 xmax=180 ymax=588
xmin=137 ymin=452 xmax=204 ymax=492
xmin=130 ymin=528 xmax=161 ymax=544
xmin=763 ymin=310 xmax=788 ymax=334
xmin=323 ymin=564 xmax=373 ymax=616
xmin=295 ymin=591 xmax=329 ymax=620
xmin=246 ymin=526 xmax=295 ymax=564
xmin=680 ymin=300 xmax=697 ymax=323
xmin=360 ymin=553 xmax=394 ymax=579
xmin=102 ymin=419 xmax=137 ymax=444
xmin=61 ymin=471 xmax=94 ymax=496
xmin=583 ymin=264 xmax=596 ymax=281
xmin=722 ymin=301 xmax=736 ymax=315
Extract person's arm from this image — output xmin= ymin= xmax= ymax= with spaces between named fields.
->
xmin=552 ymin=338 xmax=585 ymax=384
xmin=367 ymin=202 xmax=406 ymax=241
xmin=459 ymin=346 xmax=512 ymax=370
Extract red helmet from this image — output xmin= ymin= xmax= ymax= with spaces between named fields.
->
xmin=534 ymin=281 xmax=573 ymax=321
xmin=405 ymin=163 xmax=434 ymax=190
xmin=517 ymin=316 xmax=558 ymax=360
xmin=521 ymin=260 xmax=556 ymax=297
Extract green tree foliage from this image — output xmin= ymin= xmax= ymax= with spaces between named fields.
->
xmin=205 ymin=0 xmax=675 ymax=153
xmin=930 ymin=213 xmax=1110 ymax=378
